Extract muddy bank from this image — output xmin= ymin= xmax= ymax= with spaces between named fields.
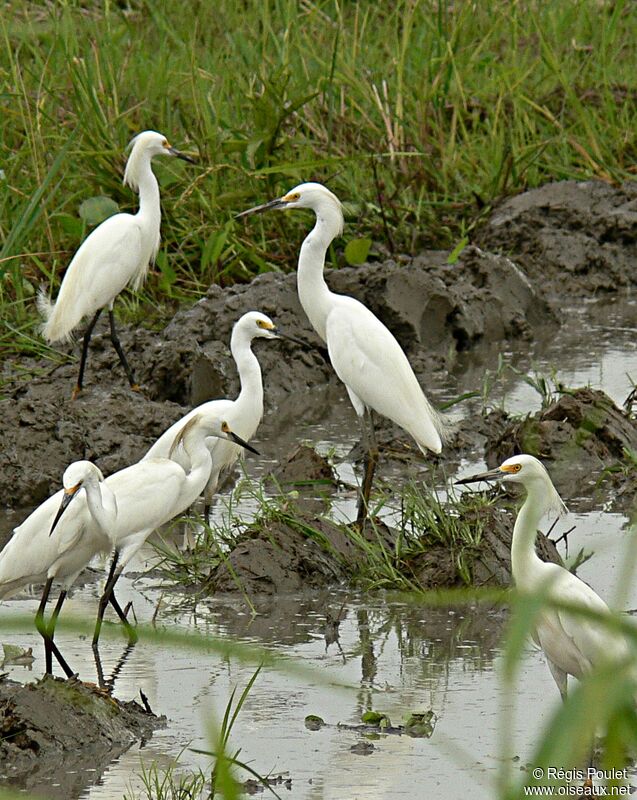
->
xmin=484 ymin=387 xmax=637 ymax=511
xmin=203 ymin=500 xmax=561 ymax=596
xmin=0 ymin=244 xmax=553 ymax=508
xmin=0 ymin=675 xmax=164 ymax=798
xmin=196 ymin=446 xmax=561 ymax=595
xmin=0 ymin=179 xmax=634 ymax=510
xmin=478 ymin=179 xmax=637 ymax=296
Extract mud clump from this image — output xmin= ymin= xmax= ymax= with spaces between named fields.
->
xmin=203 ymin=447 xmax=561 ymax=594
xmin=207 ymin=511 xmax=382 ymax=595
xmin=207 ymin=500 xmax=561 ymax=595
xmin=478 ymin=179 xmax=637 ymax=296
xmin=0 ymin=384 xmax=184 ymax=509
xmin=403 ymin=501 xmax=561 ymax=589
xmin=0 ymin=244 xmax=552 ymax=508
xmin=269 ymin=444 xmax=339 ymax=489
xmin=136 ymin=244 xmax=554 ymax=404
xmin=485 ymin=388 xmax=637 ymax=510
xmin=0 ymin=675 xmax=164 ymax=798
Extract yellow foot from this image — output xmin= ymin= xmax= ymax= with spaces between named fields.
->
xmin=71 ymin=385 xmax=82 ymax=401
xmin=130 ymin=383 xmax=142 ymax=393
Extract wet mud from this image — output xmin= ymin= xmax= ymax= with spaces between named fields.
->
xmin=0 ymin=180 xmax=633 ymax=525
xmin=0 ymin=179 xmax=635 ymax=798
xmin=0 ymin=675 xmax=164 ymax=798
xmin=478 ymin=179 xmax=637 ymax=296
xmin=201 ymin=443 xmax=562 ymax=595
xmin=0 ymin=238 xmax=554 ymax=508
xmin=485 ymin=387 xmax=637 ymax=511
xmin=0 ymin=180 xmax=632 ymax=568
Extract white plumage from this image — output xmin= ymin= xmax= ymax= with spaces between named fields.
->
xmin=0 ymin=464 xmax=111 ymax=601
xmin=237 ymin=182 xmax=447 ymax=519
xmin=457 ymin=453 xmax=634 ymax=699
xmin=38 ymin=130 xmax=194 ymax=395
xmin=0 ymin=416 xmax=254 ymax=672
xmin=143 ymin=311 xmax=281 ymax=520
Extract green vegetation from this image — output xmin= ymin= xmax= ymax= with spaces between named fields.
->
xmin=153 ymin=475 xmax=509 ymax=594
xmin=2 ymin=0 xmax=637 ymax=356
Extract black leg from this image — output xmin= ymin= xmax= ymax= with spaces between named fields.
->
xmin=35 ymin=578 xmax=54 ymax=675
xmin=35 ymin=579 xmax=75 ymax=678
xmin=47 ymin=590 xmax=67 ymax=636
xmin=356 ymin=409 xmax=379 ymax=525
xmin=108 ymin=592 xmax=138 ymax=644
xmin=73 ymin=309 xmax=102 ymax=399
xmin=93 ymin=644 xmax=106 ymax=689
xmin=93 ymin=551 xmax=121 ymax=648
xmin=108 ymin=309 xmax=138 ymax=389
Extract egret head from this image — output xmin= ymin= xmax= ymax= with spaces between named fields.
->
xmin=50 ymin=461 xmax=105 ymax=536
xmin=237 ymin=311 xmax=279 ymax=340
xmin=124 ymin=130 xmax=195 ymax=189
xmin=62 ymin=460 xmax=105 ymax=493
xmin=236 ymin=182 xmax=344 ymax=235
xmin=455 ymin=454 xmax=567 ymax=516
xmin=170 ymin=414 xmax=261 ymax=458
xmin=233 ymin=311 xmax=306 ymax=347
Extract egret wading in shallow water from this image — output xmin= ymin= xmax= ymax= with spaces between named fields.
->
xmin=49 ymin=414 xmax=258 ymax=652
xmin=144 ymin=311 xmax=301 ymax=526
xmin=0 ymin=461 xmax=113 ymax=677
xmin=456 ymin=454 xmax=635 ymax=699
xmin=237 ymin=182 xmax=448 ymax=522
xmin=38 ymin=130 xmax=195 ymax=399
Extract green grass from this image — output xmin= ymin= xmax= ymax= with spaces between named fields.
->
xmin=153 ymin=476 xmax=508 ymax=594
xmin=1 ymin=0 xmax=637 ymax=355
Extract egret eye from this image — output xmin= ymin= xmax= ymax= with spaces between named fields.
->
xmin=221 ymin=421 xmax=230 ymax=433
xmin=290 ymin=193 xmax=300 ymax=200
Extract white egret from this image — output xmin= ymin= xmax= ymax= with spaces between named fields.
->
xmin=143 ymin=311 xmax=300 ymax=524
xmin=456 ymin=454 xmax=634 ymax=699
xmin=49 ymin=414 xmax=258 ymax=648
xmin=38 ymin=130 xmax=195 ymax=399
xmin=237 ymin=182 xmax=448 ymax=522
xmin=0 ymin=461 xmax=113 ymax=677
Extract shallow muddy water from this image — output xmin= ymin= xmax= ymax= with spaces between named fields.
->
xmin=1 ymin=298 xmax=636 ymax=799
xmin=2 ymin=509 xmax=635 ymax=800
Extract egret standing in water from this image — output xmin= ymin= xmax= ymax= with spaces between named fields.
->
xmin=39 ymin=130 xmax=195 ymax=399
xmin=49 ymin=415 xmax=258 ymax=651
xmin=0 ymin=461 xmax=114 ymax=677
xmin=456 ymin=454 xmax=634 ymax=699
xmin=237 ymin=183 xmax=447 ymax=522
xmin=144 ymin=311 xmax=299 ymax=525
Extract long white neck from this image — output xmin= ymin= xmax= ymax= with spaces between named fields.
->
xmin=124 ymin=149 xmax=161 ymax=234
xmin=297 ymin=205 xmax=342 ymax=342
xmin=84 ymin=480 xmax=118 ymax=537
xmin=510 ymin=482 xmax=548 ymax=589
xmin=135 ymin=156 xmax=161 ymax=229
xmin=230 ymin=326 xmax=264 ymax=422
xmin=178 ymin=422 xmax=215 ymax=508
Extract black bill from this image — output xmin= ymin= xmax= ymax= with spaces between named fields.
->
xmin=455 ymin=468 xmax=504 ymax=486
xmin=230 ymin=431 xmax=260 ymax=456
xmin=49 ymin=490 xmax=79 ymax=536
xmin=168 ymin=147 xmax=197 ymax=164
xmin=273 ymin=326 xmax=310 ymax=348
xmin=235 ymin=197 xmax=288 ymax=219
